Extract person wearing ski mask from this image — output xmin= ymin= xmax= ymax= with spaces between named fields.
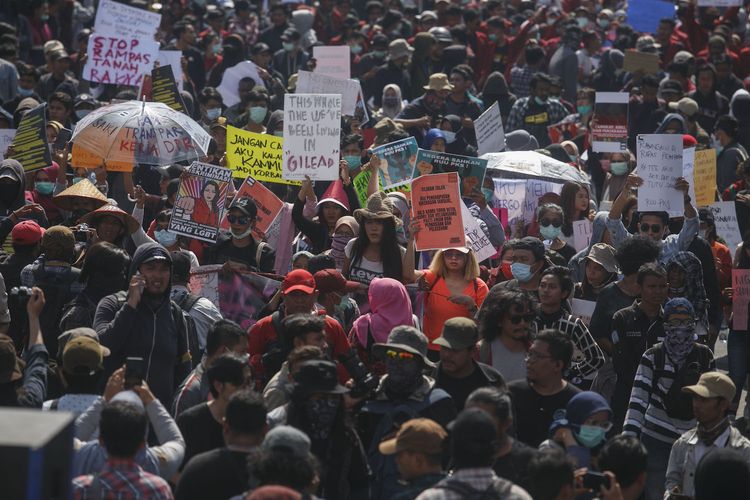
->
xmin=328 ymin=216 xmax=359 ymax=270
xmin=207 ymin=198 xmax=276 ymax=274
xmin=0 ymin=159 xmax=48 ymax=239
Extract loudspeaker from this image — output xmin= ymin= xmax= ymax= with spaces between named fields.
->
xmin=0 ymin=408 xmax=74 ymax=500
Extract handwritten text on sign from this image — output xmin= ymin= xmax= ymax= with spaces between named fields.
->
xmin=226 ymin=126 xmax=298 ymax=185
xmin=573 ymin=220 xmax=593 ymax=252
xmin=282 ymin=94 xmax=342 ymax=181
xmin=710 ymin=201 xmax=742 ymax=251
xmin=636 ymin=134 xmax=684 ymax=215
xmin=733 ymin=269 xmax=750 ymax=331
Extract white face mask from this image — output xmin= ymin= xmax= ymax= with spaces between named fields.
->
xmin=231 ymin=227 xmax=254 ymax=239
xmin=442 ymin=130 xmax=457 ymax=143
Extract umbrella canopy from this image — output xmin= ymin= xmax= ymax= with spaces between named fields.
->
xmin=481 ymin=150 xmax=593 ymax=193
xmin=71 ymin=100 xmax=212 ymax=167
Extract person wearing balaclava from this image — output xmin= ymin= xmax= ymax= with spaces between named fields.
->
xmin=0 ymin=159 xmax=49 ymax=239
xmin=622 ymin=298 xmax=715 ymax=500
xmin=360 ymin=326 xmax=457 ymax=499
xmin=93 ymin=242 xmax=193 ymax=409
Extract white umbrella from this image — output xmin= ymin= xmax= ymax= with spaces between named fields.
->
xmin=71 ymin=100 xmax=212 ymax=167
xmin=481 ymin=151 xmax=592 ymax=188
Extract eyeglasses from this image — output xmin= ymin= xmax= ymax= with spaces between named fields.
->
xmin=540 ymin=219 xmax=562 ymax=228
xmin=666 ymin=319 xmax=696 ymax=328
xmin=640 ymin=223 xmax=663 ymax=234
xmin=525 ymin=351 xmax=552 ymax=362
xmin=443 ymin=250 xmax=467 ymax=259
xmin=386 ymin=350 xmax=415 ymax=360
xmin=508 ymin=313 xmax=536 ymax=324
xmin=227 ymin=215 xmax=253 ymax=224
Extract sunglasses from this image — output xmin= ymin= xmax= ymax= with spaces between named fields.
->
xmin=540 ymin=218 xmax=562 ymax=228
xmin=227 ymin=215 xmax=253 ymax=224
xmin=509 ymin=313 xmax=536 ymax=324
xmin=666 ymin=319 xmax=696 ymax=328
xmin=640 ymin=223 xmax=663 ymax=233
xmin=443 ymin=250 xmax=467 ymax=259
xmin=386 ymin=350 xmax=415 ymax=360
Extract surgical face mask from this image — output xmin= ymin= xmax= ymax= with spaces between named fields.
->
xmin=598 ymin=19 xmax=610 ymax=29
xmin=540 ymin=224 xmax=561 ymax=241
xmin=17 ymin=87 xmax=33 ymax=97
xmin=75 ymin=109 xmax=92 ymax=120
xmin=304 ymin=397 xmax=340 ymax=440
xmin=569 ymin=153 xmax=578 ymax=163
xmin=343 ymin=155 xmax=361 ymax=169
xmin=249 ymin=106 xmax=267 ymax=124
xmin=40 ymin=14 xmax=49 ymax=22
xmin=273 ymin=130 xmax=284 ymax=137
xmin=231 ymin=226 xmax=254 ymax=239
xmin=577 ymin=104 xmax=593 ymax=115
xmin=350 ymin=44 xmax=363 ymax=55
xmin=34 ymin=181 xmax=54 ymax=195
xmin=212 ymin=43 xmax=222 ymax=55
xmin=576 ymin=425 xmax=607 ymax=448
xmin=610 ymin=161 xmax=629 ymax=176
xmin=534 ymin=96 xmax=547 ymax=106
xmin=481 ymin=187 xmax=494 ymax=204
xmin=511 ymin=262 xmax=534 ymax=283
xmin=283 ymin=42 xmax=295 ymax=52
xmin=442 ymin=130 xmax=457 ymax=144
xmin=205 ymin=107 xmax=221 ymax=121
xmin=155 ymin=229 xmax=178 ymax=247
xmin=576 ymin=17 xmax=588 ymax=28
xmin=373 ymin=50 xmax=387 ymax=58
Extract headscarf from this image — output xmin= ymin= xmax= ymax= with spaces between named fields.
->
xmin=266 ymin=110 xmax=284 ymax=135
xmin=330 ymin=216 xmax=359 ymax=269
xmin=380 ymin=84 xmax=404 ymax=119
xmin=561 ymin=140 xmax=579 ymax=161
xmin=28 ymin=162 xmax=62 ymax=223
xmin=666 ymin=251 xmax=708 ymax=325
xmin=505 ymin=130 xmax=539 ymax=151
xmin=544 ymin=144 xmax=574 ymax=164
xmin=655 ymin=113 xmax=687 ymax=134
xmin=663 ymin=297 xmax=697 ymax=366
xmin=423 ymin=128 xmax=446 ymax=150
xmin=352 ymin=277 xmax=414 ymax=346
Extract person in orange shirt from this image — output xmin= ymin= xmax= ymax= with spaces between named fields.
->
xmin=403 ymin=221 xmax=489 ymax=361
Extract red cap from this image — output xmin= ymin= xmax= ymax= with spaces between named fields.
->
xmin=682 ymin=134 xmax=697 ymax=148
xmin=12 ymin=220 xmax=45 ymax=246
xmin=314 ymin=269 xmax=360 ymax=294
xmin=282 ymin=269 xmax=317 ymax=294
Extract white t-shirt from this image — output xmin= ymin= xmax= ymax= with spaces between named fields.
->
xmin=344 ymin=238 xmax=406 ymax=286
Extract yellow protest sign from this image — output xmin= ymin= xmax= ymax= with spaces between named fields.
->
xmin=694 ymin=149 xmax=717 ymax=206
xmin=71 ymin=143 xmax=133 ymax=172
xmin=226 ymin=126 xmax=299 ymax=185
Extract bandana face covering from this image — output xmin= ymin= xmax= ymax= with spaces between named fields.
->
xmin=330 ymin=234 xmax=352 ymax=269
xmin=305 ymin=397 xmax=340 ymax=440
xmin=663 ymin=325 xmax=695 ymax=366
xmin=384 ymin=358 xmax=422 ymax=397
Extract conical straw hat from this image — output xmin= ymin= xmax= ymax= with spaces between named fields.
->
xmin=52 ymin=179 xmax=109 ymax=212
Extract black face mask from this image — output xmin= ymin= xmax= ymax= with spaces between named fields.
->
xmin=0 ymin=182 xmax=19 ymax=207
xmin=384 ymin=358 xmax=423 ymax=397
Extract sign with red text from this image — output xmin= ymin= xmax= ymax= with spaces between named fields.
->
xmin=170 ymin=162 xmax=232 ymax=243
xmin=592 ymin=92 xmax=628 ymax=153
xmin=221 ymin=176 xmax=284 ymax=239
xmin=411 ymin=172 xmax=465 ymax=251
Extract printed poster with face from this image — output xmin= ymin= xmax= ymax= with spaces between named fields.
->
xmin=412 ymin=149 xmax=488 ymax=196
xmin=170 ymin=162 xmax=232 ymax=243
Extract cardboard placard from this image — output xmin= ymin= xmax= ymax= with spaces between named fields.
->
xmin=710 ymin=201 xmax=742 ymax=251
xmin=157 ymin=50 xmax=183 ymax=91
xmin=169 ymin=162 xmax=232 ymax=243
xmin=636 ymin=134 xmax=684 ymax=215
xmin=151 ymin=64 xmax=185 ymax=112
xmin=313 ymin=46 xmax=351 ymax=80
xmin=295 ymin=70 xmax=359 ymax=116
xmin=573 ymin=220 xmax=593 ymax=252
xmin=411 ymin=172 xmax=465 ymax=251
xmin=571 ymin=298 xmax=597 ymax=327
xmin=682 ymin=147 xmax=697 ymax=206
xmin=475 ymin=102 xmax=505 ymax=156
xmin=461 ymin=202 xmax=496 ymax=262
xmin=226 ymin=126 xmax=299 ymax=185
xmin=217 ymin=61 xmax=266 ymax=107
xmin=412 ymin=149 xmax=488 ymax=196
xmin=371 ymin=136 xmax=418 ymax=190
xmin=0 ymin=129 xmax=16 ymax=162
xmin=732 ymin=269 xmax=750 ymax=330
xmin=11 ymin=103 xmax=51 ymax=173
xmin=623 ymin=50 xmax=661 ymax=75
xmin=592 ymin=92 xmax=629 ymax=153
xmin=694 ymin=149 xmax=717 ymax=206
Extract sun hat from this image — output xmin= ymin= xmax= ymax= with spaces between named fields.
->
xmin=354 ymin=192 xmax=398 ymax=224
xmin=52 ymin=178 xmax=109 ymax=212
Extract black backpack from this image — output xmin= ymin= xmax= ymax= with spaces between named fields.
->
xmin=31 ymin=262 xmax=81 ymax=355
xmin=651 ymin=343 xmax=713 ymax=421
xmin=434 ymin=477 xmax=514 ymax=499
xmin=174 ymin=291 xmax=201 ymax=315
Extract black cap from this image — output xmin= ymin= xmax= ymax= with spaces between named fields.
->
xmin=75 ymin=93 xmax=99 ymax=108
xmin=661 ymin=80 xmax=683 ymax=94
xmin=308 ymin=254 xmax=336 ymax=274
xmin=282 ymin=28 xmax=300 ymax=41
xmin=293 ymin=360 xmax=348 ymax=394
xmin=230 ymin=197 xmax=258 ymax=219
xmin=372 ymin=33 xmax=389 ymax=48
xmin=251 ymin=43 xmax=271 ymax=56
xmin=698 ymin=207 xmax=714 ymax=225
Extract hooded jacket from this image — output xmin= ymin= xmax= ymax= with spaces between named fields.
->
xmin=0 ymin=159 xmax=48 ymax=242
xmin=93 ymin=242 xmax=192 ymax=408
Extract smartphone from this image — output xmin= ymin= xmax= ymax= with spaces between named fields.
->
xmin=135 ymin=271 xmax=145 ymax=295
xmin=54 ymin=128 xmax=72 ymax=151
xmin=124 ymin=357 xmax=145 ymax=389
xmin=582 ymin=471 xmax=610 ymax=491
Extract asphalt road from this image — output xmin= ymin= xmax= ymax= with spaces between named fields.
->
xmin=713 ymin=330 xmax=747 ymax=417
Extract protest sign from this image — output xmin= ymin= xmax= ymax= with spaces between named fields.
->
xmin=694 ymin=149 xmax=717 ymax=206
xmin=11 ymin=103 xmax=51 ymax=173
xmin=151 ymin=64 xmax=186 ymax=113
xmin=353 ymin=170 xmax=378 ymax=207
xmin=547 ymin=118 xmax=580 ymax=145
xmin=492 ymin=178 xmax=527 ymax=227
xmin=627 ymin=0 xmax=674 ymax=34
xmin=222 ymin=175 xmax=284 ymax=239
xmin=83 ymin=0 xmax=161 ymax=86
xmin=0 ymin=129 xmax=16 ymax=162
xmin=226 ymin=126 xmax=298 ymax=185
xmin=682 ymin=147 xmax=696 ymax=205
xmin=573 ymin=220 xmax=593 ymax=252
xmin=412 ymin=149 xmax=488 ymax=196
xmin=371 ymin=137 xmax=418 ymax=189
xmin=636 ymin=134 xmax=684 ymax=215
xmin=623 ymin=50 xmax=661 ymax=75
xmin=313 ymin=46 xmax=351 ymax=79
xmin=475 ymin=102 xmax=505 ymax=156
xmin=295 ymin=71 xmax=359 ymax=116
xmin=592 ymin=93 xmax=628 ymax=153
xmin=282 ymin=94 xmax=342 ymax=181
xmin=461 ymin=202 xmax=496 ymax=262
xmin=733 ymin=269 xmax=750 ymax=330
xmin=710 ymin=201 xmax=743 ymax=251
xmin=571 ymin=299 xmax=597 ymax=327
xmin=522 ymin=179 xmax=564 ymax=223
xmin=70 ymin=143 xmax=132 ymax=172
xmin=157 ymin=50 xmax=183 ymax=91
xmin=217 ymin=61 xmax=266 ymax=107
xmin=169 ymin=162 xmax=232 ymax=243
xmin=188 ymin=265 xmax=220 ymax=304
xmin=699 ymin=0 xmax=741 ymax=6
xmin=411 ymin=172 xmax=465 ymax=251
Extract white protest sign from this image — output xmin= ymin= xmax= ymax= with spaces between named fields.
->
xmin=523 ymin=179 xmax=564 ymax=223
xmin=636 ymin=134 xmax=684 ymax=215
xmin=0 ymin=129 xmax=16 ymax=162
xmin=282 ymin=94 xmax=342 ymax=181
xmin=573 ymin=220 xmax=593 ymax=252
xmin=217 ymin=61 xmax=266 ymax=108
xmin=475 ymin=102 xmax=505 ymax=156
xmin=571 ymin=298 xmax=596 ymax=327
xmin=682 ymin=146 xmax=696 ymax=210
xmin=461 ymin=202 xmax=496 ymax=262
xmin=313 ymin=46 xmax=351 ymax=79
xmin=710 ymin=201 xmax=743 ymax=251
xmin=157 ymin=50 xmax=183 ymax=92
xmin=698 ymin=0 xmax=741 ymax=6
xmin=295 ymin=70 xmax=359 ymax=116
xmin=83 ymin=0 xmax=161 ymax=86
xmin=492 ymin=178 xmax=526 ymax=226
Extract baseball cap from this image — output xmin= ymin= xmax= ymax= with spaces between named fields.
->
xmin=282 ymin=269 xmax=316 ymax=294
xmin=49 ymin=49 xmax=71 ymax=61
xmin=682 ymin=371 xmax=736 ymax=401
xmin=314 ymin=269 xmax=359 ymax=294
xmin=74 ymin=93 xmax=99 ymax=109
xmin=57 ymin=327 xmax=111 ymax=361
xmin=11 ymin=220 xmax=45 ymax=246
xmin=668 ymin=97 xmax=699 ymax=117
xmin=432 ymin=317 xmax=478 ymax=350
xmin=293 ymin=360 xmax=347 ymax=394
xmin=378 ymin=418 xmax=447 ymax=455
xmin=263 ymin=425 xmax=311 ymax=457
xmin=230 ymin=197 xmax=258 ymax=218
xmin=62 ymin=336 xmax=105 ymax=375
xmin=0 ymin=334 xmax=22 ymax=383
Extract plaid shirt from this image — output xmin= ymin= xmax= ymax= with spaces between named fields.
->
xmin=416 ymin=468 xmax=531 ymax=500
xmin=72 ymin=459 xmax=173 ymax=499
xmin=510 ymin=65 xmax=535 ymax=98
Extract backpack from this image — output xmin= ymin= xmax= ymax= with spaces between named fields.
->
xmin=651 ymin=343 xmax=713 ymax=421
xmin=174 ymin=291 xmax=201 ymax=314
xmin=260 ymin=311 xmax=289 ymax=383
xmin=59 ymin=293 xmax=99 ymax=332
xmin=434 ymin=477 xmax=514 ymax=499
xmin=31 ymin=262 xmax=81 ymax=355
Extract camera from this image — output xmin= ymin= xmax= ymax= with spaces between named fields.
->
xmin=75 ymin=223 xmax=90 ymax=243
xmin=9 ymin=287 xmax=33 ymax=306
xmin=338 ymin=348 xmax=378 ymax=398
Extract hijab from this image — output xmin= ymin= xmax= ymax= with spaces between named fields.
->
xmin=655 ymin=113 xmax=687 ymax=134
xmin=380 ymin=84 xmax=404 ymax=119
xmin=352 ymin=277 xmax=414 ymax=346
xmin=27 ymin=162 xmax=62 ymax=223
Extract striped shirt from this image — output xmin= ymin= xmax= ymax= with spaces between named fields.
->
xmin=72 ymin=458 xmax=173 ymax=499
xmin=623 ymin=344 xmax=715 ymax=444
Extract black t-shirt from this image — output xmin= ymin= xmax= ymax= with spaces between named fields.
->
xmin=589 ymin=282 xmax=638 ymax=340
xmin=206 ymin=235 xmax=276 ymax=273
xmin=176 ymin=402 xmax=225 ymax=468
xmin=493 ymin=439 xmax=538 ymax=490
xmin=508 ymin=380 xmax=581 ymax=447
xmin=175 ymin=447 xmax=251 ymax=500
xmin=436 ymin=364 xmax=491 ymax=411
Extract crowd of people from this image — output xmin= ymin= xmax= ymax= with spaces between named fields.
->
xmin=3 ymin=0 xmax=750 ymax=499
